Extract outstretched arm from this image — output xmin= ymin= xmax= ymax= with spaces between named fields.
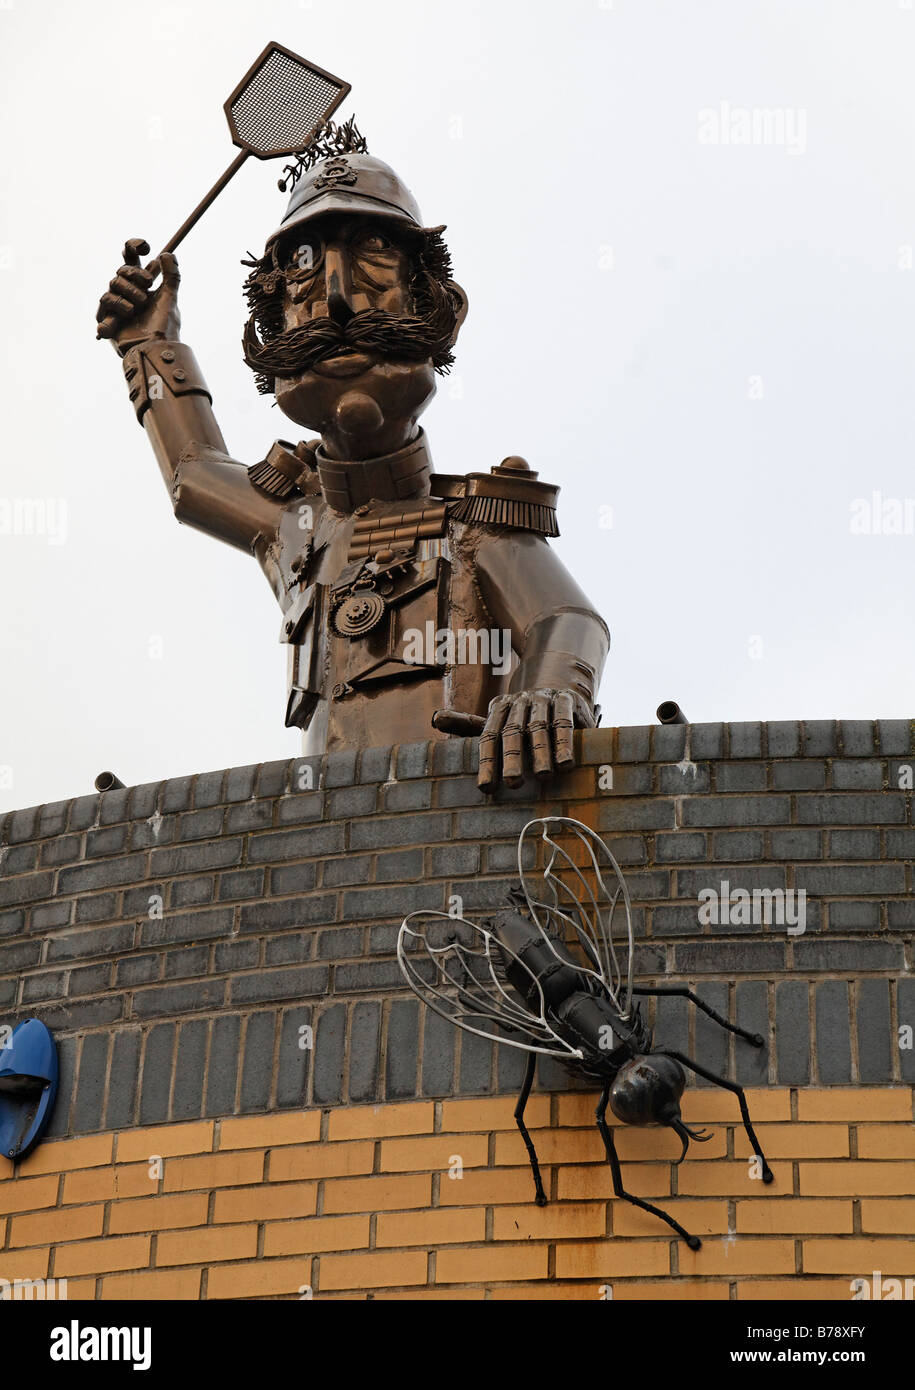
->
xmin=96 ymin=239 xmax=283 ymax=553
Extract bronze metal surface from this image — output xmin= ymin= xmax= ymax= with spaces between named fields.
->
xmin=96 ymin=97 xmax=610 ymax=789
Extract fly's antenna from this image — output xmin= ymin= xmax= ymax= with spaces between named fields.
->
xmin=669 ymin=1118 xmax=713 ymax=1165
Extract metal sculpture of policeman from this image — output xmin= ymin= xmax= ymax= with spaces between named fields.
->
xmin=95 ymin=49 xmax=609 ymax=792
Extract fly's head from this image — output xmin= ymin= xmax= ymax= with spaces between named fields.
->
xmin=608 ymin=1053 xmax=713 ymax=1163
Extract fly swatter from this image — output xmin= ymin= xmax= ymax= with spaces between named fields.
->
xmin=97 ymin=40 xmax=350 ymax=337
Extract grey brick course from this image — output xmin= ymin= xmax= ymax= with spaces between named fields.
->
xmin=276 ymin=792 xmax=325 ymax=826
xmin=728 ymin=723 xmax=763 ymax=759
xmin=86 ymin=825 xmax=128 ymax=858
xmin=139 ymin=1023 xmax=176 ymax=1125
xmin=73 ymin=1033 xmax=109 ymax=1133
xmin=815 ymin=981 xmax=852 ymax=1084
xmin=655 ymin=833 xmax=707 ymax=863
xmin=775 ymin=980 xmax=810 ymax=1085
xmin=74 ymin=893 xmax=119 ymax=925
xmin=348 ymin=1000 xmax=382 ymax=1101
xmin=268 ymin=863 xmax=318 ymax=895
xmin=248 ymin=825 xmax=344 ymax=862
xmin=1 ymin=724 xmax=910 ymax=1130
xmin=0 ymin=843 xmax=38 ymax=875
xmin=359 ymin=746 xmax=393 ymax=783
xmin=133 ymin=979 xmax=225 ymax=1019
xmin=240 ymin=1011 xmax=276 ymax=1112
xmin=205 ymin=1014 xmax=241 ymax=1116
xmin=194 ymin=771 xmax=225 ymax=809
xmin=659 ymin=764 xmax=710 ymax=795
xmin=230 ymin=966 xmax=328 ymax=1006
xmin=856 ymin=979 xmax=893 ymax=1083
xmin=796 ymin=794 xmax=905 ymax=826
xmin=173 ymin=1019 xmax=208 ymax=1120
xmin=313 ymin=1004 xmax=346 ymax=1104
xmin=773 ymin=762 xmax=826 ymax=790
xmin=376 ymin=849 xmax=424 ymax=882
xmin=324 ymin=750 xmax=357 ymax=788
xmin=682 ymin=796 xmax=790 ymax=829
xmin=734 ymin=983 xmax=770 ymax=1085
xmin=898 ymin=980 xmax=915 ymax=1084
xmin=352 ymin=811 xmax=450 ymax=849
xmin=276 ymin=1006 xmax=312 ymax=1106
xmin=839 ymin=721 xmax=875 ymax=756
xmin=105 ymin=1030 xmax=141 ymax=1129
xmin=832 ymin=760 xmax=884 ymax=791
xmin=766 ymin=722 xmax=800 ymax=757
xmin=877 ymin=719 xmax=912 ymax=755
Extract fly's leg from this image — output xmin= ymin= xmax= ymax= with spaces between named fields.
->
xmin=631 ymin=985 xmax=764 ymax=1048
xmin=515 ymin=1052 xmax=547 ymax=1206
xmin=595 ymin=1084 xmax=702 ymax=1251
xmin=655 ymin=1049 xmax=775 ymax=1184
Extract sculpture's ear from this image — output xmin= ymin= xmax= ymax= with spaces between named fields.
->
xmin=446 ymin=280 xmax=469 ymax=345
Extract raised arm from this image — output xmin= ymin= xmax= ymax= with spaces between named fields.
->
xmin=96 ymin=239 xmax=283 ymax=553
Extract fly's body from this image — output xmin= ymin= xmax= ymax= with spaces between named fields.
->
xmin=398 ymin=816 xmax=775 ymax=1250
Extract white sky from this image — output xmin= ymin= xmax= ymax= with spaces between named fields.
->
xmin=2 ymin=0 xmax=915 ymax=813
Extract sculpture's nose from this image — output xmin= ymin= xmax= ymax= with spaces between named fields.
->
xmin=325 ymin=243 xmax=355 ymax=326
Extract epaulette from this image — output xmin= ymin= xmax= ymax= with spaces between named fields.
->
xmin=248 ymin=439 xmax=322 ymax=500
xmin=431 ymin=457 xmax=559 ymax=537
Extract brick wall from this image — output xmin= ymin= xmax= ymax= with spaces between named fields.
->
xmin=1 ymin=719 xmax=913 ymax=1299
xmin=1 ymin=1090 xmax=912 ymax=1299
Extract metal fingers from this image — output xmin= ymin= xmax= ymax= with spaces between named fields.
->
xmin=656 ymin=1049 xmax=775 ymax=1184
xmin=528 ymin=690 xmax=552 ymax=778
xmin=631 ymin=985 xmax=765 ymax=1048
xmin=123 ymin=238 xmax=151 ymax=266
xmin=477 ymin=688 xmax=579 ymax=793
xmin=595 ymin=1087 xmax=702 ymax=1250
xmin=502 ymin=693 xmax=531 ymax=787
xmin=478 ymin=695 xmax=511 ymax=792
xmin=515 ymin=1053 xmax=547 ymax=1206
xmin=96 ymin=239 xmax=155 ymax=338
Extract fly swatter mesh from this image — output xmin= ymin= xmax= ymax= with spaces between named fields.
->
xmin=229 ymin=48 xmax=346 ymax=156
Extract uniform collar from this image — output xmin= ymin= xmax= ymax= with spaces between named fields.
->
xmin=315 ymin=430 xmax=433 ymax=512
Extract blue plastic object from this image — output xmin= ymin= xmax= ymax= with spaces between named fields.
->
xmin=0 ymin=1019 xmax=58 ymax=1161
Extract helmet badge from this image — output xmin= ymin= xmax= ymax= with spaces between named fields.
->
xmin=314 ymin=157 xmax=358 ymax=190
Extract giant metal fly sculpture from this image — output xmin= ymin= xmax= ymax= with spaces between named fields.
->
xmin=397 ymin=817 xmax=774 ymax=1250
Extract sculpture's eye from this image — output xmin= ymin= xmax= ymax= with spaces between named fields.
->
xmin=355 ymin=230 xmax=392 ymax=254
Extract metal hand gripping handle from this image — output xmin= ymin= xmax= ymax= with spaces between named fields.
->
xmin=97 ymin=40 xmax=350 ymax=339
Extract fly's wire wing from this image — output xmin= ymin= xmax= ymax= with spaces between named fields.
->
xmin=517 ymin=817 xmax=635 ymax=1017
xmin=396 ymin=911 xmax=584 ymax=1059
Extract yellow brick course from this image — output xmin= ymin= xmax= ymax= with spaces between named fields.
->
xmin=0 ymin=1086 xmax=911 ymax=1301
xmin=116 ymin=1122 xmax=214 ymax=1163
xmin=327 ymin=1101 xmax=435 ymax=1141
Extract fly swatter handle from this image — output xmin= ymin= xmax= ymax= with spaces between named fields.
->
xmin=97 ymin=149 xmax=250 ymax=339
